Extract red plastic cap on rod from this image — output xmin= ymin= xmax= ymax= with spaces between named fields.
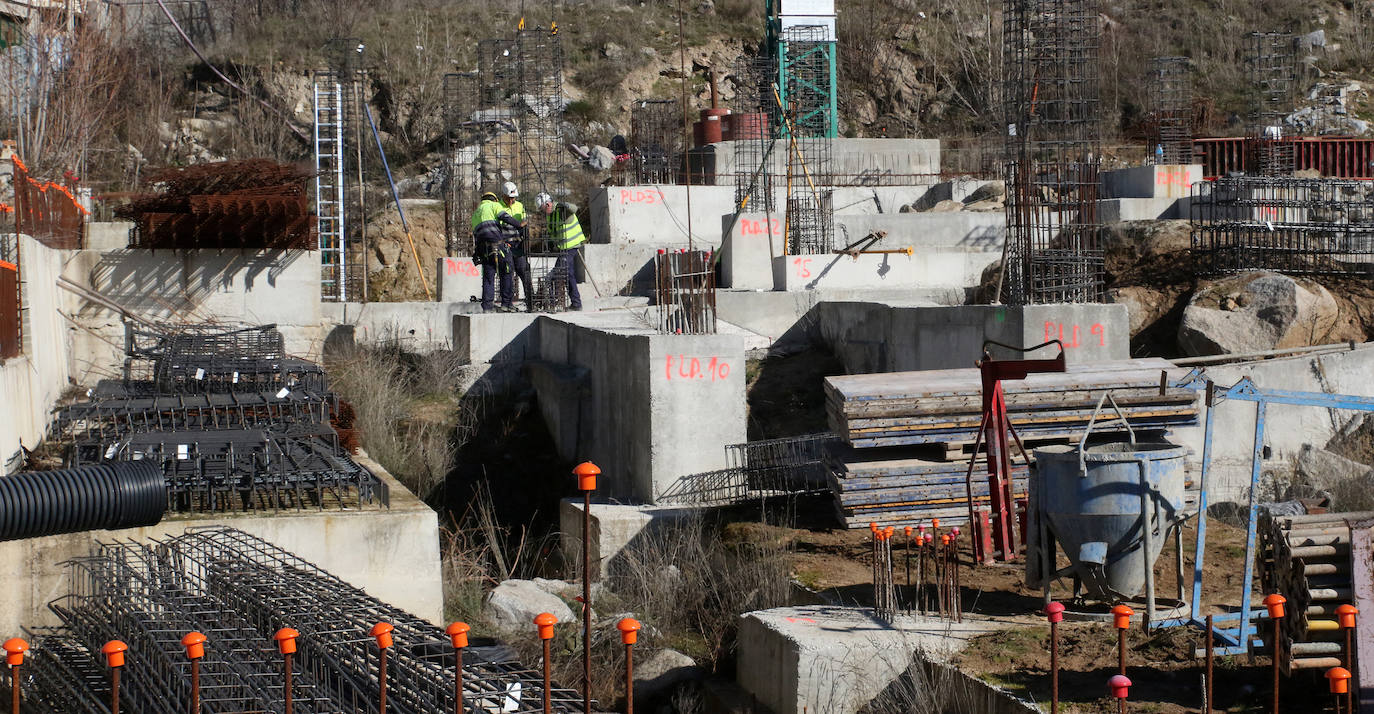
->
xmin=1108 ymin=674 xmax=1132 ymax=699
xmin=573 ymin=462 xmax=600 ymax=491
xmin=617 ymin=618 xmax=641 ymax=645
xmin=1327 ymin=666 xmax=1352 ymax=694
xmin=1263 ymin=593 xmax=1287 ymax=619
xmin=1111 ymin=604 xmax=1134 ymax=630
xmin=101 ymin=640 xmax=129 ymax=668
xmin=180 ymin=632 xmax=207 ymax=660
xmin=3 ymin=638 xmax=27 ymax=667
xmin=534 ymin=613 xmax=558 ymax=640
xmin=1337 ymin=604 xmax=1358 ymax=629
xmin=446 ymin=622 xmax=471 ymax=649
xmin=369 ymin=622 xmax=394 ymax=649
xmin=1045 ymin=602 xmax=1066 ymax=625
xmin=273 ymin=628 xmax=300 ymax=655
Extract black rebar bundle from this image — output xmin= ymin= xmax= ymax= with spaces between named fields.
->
xmin=23 ymin=528 xmax=583 ymax=714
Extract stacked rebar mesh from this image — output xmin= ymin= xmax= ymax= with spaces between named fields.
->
xmin=48 ymin=324 xmax=387 ymax=512
xmin=1001 ymin=0 xmax=1105 ymax=305
xmin=1190 ymin=176 xmax=1374 ymax=276
xmin=24 ymin=527 xmax=581 ymax=713
xmin=656 ymin=433 xmax=837 ymax=506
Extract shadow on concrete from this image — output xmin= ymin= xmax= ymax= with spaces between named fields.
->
xmin=83 ymin=249 xmax=301 ymax=317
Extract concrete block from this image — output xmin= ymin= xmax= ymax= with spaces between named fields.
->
xmin=558 ymin=499 xmax=699 ymax=580
xmin=526 ymin=360 xmax=591 ymax=462
xmin=772 ymin=250 xmax=999 ymax=292
xmin=815 ymin=302 xmax=1130 ymax=373
xmin=719 ymin=213 xmax=782 ymax=289
xmin=579 ymin=242 xmax=662 ymax=297
xmin=85 ymin=221 xmax=133 ymax=250
xmin=323 ymin=301 xmax=478 ymax=353
xmin=451 ymin=312 xmax=539 ymax=364
xmin=588 ymin=184 xmax=735 ymax=247
xmin=1097 ymin=197 xmax=1184 ymax=223
xmin=1100 ymin=164 xmax=1202 ymax=199
xmin=0 ymin=458 xmax=443 ymax=633
xmin=833 ymin=212 xmax=1004 ymax=251
xmin=437 ymin=256 xmax=484 ymax=303
xmin=737 ymin=605 xmax=1012 ymax=714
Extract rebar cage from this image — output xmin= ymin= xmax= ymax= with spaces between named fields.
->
xmin=731 ymin=54 xmax=777 ymax=214
xmin=654 ymin=250 xmax=717 ymax=335
xmin=1191 ymin=176 xmax=1374 ymax=276
xmin=780 ymin=25 xmax=835 ymax=255
xmin=1246 ymin=32 xmax=1300 ymax=176
xmin=1001 ymin=0 xmax=1105 ymax=305
xmin=630 ymin=99 xmax=682 ymax=184
xmin=1149 ymin=57 xmax=1194 ymax=165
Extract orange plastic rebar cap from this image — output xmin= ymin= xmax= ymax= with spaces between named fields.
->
xmin=1327 ymin=666 xmax=1352 ymax=694
xmin=1108 ymin=674 xmax=1132 ymax=699
xmin=617 ymin=618 xmax=641 ymax=645
xmin=932 ymin=519 xmax=941 ymax=528
xmin=1263 ymin=593 xmax=1287 ymax=619
xmin=180 ymin=632 xmax=207 ymax=660
xmin=369 ymin=622 xmax=395 ymax=649
xmin=573 ymin=462 xmax=600 ymax=491
xmin=273 ymin=628 xmax=300 ymax=655
xmin=3 ymin=638 xmax=27 ymax=667
xmin=1337 ymin=604 xmax=1359 ymax=629
xmin=535 ymin=612 xmax=558 ymax=640
xmin=1111 ymin=604 xmax=1134 ymax=630
xmin=903 ymin=526 xmax=913 ymax=536
xmin=869 ymin=522 xmax=878 ymax=533
xmin=446 ymin=622 xmax=471 ymax=649
xmin=101 ymin=640 xmax=128 ymax=668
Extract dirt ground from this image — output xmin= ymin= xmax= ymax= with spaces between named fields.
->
xmin=737 ymin=510 xmax=1326 ymax=713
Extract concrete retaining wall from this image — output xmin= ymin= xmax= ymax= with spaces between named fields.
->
xmin=772 ymin=250 xmax=998 ymax=292
xmin=0 ymin=237 xmax=73 ymax=471
xmin=708 ymin=138 xmax=941 ymax=182
xmin=1100 ymin=164 xmax=1202 ymax=199
xmin=589 ymin=185 xmax=736 ymax=247
xmin=321 ymin=301 xmax=478 ymax=353
xmin=833 ymin=211 xmax=1004 ymax=251
xmin=0 ymin=460 xmax=443 ymax=634
xmin=815 ymin=302 xmax=1130 ymax=373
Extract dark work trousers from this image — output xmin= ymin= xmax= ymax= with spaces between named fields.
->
xmin=557 ymin=247 xmax=582 ymax=309
xmin=511 ymin=248 xmax=534 ymax=310
xmin=480 ymin=242 xmax=514 ymax=310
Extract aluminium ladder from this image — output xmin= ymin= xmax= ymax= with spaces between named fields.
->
xmin=313 ymin=77 xmax=347 ymax=301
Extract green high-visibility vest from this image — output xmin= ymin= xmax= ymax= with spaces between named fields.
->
xmin=550 ymin=212 xmax=585 ymax=250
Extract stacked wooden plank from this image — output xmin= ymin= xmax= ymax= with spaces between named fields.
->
xmin=824 ymin=358 xmax=1198 ymax=528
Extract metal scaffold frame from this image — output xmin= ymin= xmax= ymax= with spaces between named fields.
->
xmin=779 ymin=25 xmax=835 ymax=255
xmin=1001 ymin=0 xmax=1105 ymax=305
xmin=311 ymin=75 xmax=347 ymax=301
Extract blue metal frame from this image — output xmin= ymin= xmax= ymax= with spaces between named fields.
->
xmin=1156 ymin=373 xmax=1374 ymax=654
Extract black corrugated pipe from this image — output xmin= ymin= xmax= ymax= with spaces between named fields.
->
xmin=0 ymin=462 xmax=166 ymax=541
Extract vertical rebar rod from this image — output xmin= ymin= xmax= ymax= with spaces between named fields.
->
xmin=1050 ymin=620 xmax=1059 ymax=714
xmin=283 ymin=652 xmax=293 ymax=714
xmin=582 ymin=488 xmax=592 ymax=714
xmin=1272 ymin=617 xmax=1281 ymax=714
xmin=378 ymin=647 xmax=387 ymax=713
xmin=110 ymin=666 xmax=120 ymax=714
xmin=455 ymin=647 xmax=463 ymax=714
xmin=1346 ymin=627 xmax=1354 ymax=714
xmin=190 ymin=658 xmax=200 ymax=714
xmin=625 ymin=642 xmax=634 ymax=714
xmin=1118 ymin=628 xmax=1126 ymax=676
xmin=542 ymin=638 xmax=552 ymax=714
xmin=1205 ymin=614 xmax=1214 ymax=713
xmin=9 ymin=663 xmax=17 ymax=714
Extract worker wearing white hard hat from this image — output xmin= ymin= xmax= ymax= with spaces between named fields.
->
xmin=500 ymin=182 xmax=533 ymax=311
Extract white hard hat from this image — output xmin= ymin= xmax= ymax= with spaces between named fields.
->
xmin=535 ymin=192 xmax=553 ymax=209
xmin=502 ymin=181 xmax=519 ymax=198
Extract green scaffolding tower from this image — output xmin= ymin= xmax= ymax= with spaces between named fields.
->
xmin=766 ymin=0 xmax=838 ymax=139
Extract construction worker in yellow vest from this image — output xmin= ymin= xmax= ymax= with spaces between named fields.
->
xmin=470 ymin=191 xmax=521 ymax=312
xmin=536 ymin=192 xmax=585 ymax=311
xmin=499 ymin=181 xmax=535 ymax=312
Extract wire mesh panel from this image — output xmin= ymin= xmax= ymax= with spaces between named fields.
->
xmin=630 ymin=99 xmax=681 ymax=184
xmin=1001 ymin=0 xmax=1105 ymax=305
xmin=1150 ymin=57 xmax=1193 ymax=165
xmin=1191 ymin=176 xmax=1374 ymax=276
xmin=654 ymin=250 xmax=717 ymax=335
xmin=657 ymin=433 xmax=838 ymax=506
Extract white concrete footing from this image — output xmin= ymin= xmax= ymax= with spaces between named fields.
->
xmin=558 ymin=499 xmax=699 ymax=580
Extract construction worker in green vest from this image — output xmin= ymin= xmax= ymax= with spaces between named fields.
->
xmin=471 ymin=191 xmax=520 ymax=312
xmin=499 ymin=181 xmax=535 ymax=312
xmin=536 ymin=192 xmax=585 ymax=310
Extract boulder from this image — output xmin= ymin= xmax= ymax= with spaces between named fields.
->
xmin=587 ymin=145 xmax=616 ymax=171
xmin=1176 ymin=272 xmax=1344 ymax=356
xmin=482 ymin=579 xmax=574 ymax=632
xmin=928 ymin=199 xmax=964 ymax=213
xmin=961 ymin=180 xmax=1005 ymax=205
xmin=1296 ymin=444 xmax=1372 ymax=489
xmin=962 ymin=199 xmax=1003 ymax=212
xmin=634 ymin=648 xmax=705 ymax=705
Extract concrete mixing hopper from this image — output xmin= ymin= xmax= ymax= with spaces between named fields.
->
xmin=1032 ymin=441 xmax=1188 ymax=601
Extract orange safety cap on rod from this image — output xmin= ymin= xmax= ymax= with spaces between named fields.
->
xmin=369 ymin=622 xmax=394 ymax=649
xmin=617 ymin=618 xmax=641 ymax=645
xmin=572 ymin=462 xmax=600 ymax=491
xmin=1263 ymin=593 xmax=1287 ymax=619
xmin=1337 ymin=604 xmax=1359 ymax=629
xmin=1045 ymin=602 xmax=1066 ymax=624
xmin=1111 ymin=604 xmax=1134 ymax=630
xmin=446 ymin=622 xmax=471 ymax=649
xmin=273 ymin=628 xmax=300 ymax=655
xmin=101 ymin=640 xmax=129 ymax=668
xmin=534 ymin=613 xmax=558 ymax=640
xmin=180 ymin=632 xmax=207 ymax=660
xmin=932 ymin=519 xmax=941 ymax=528
xmin=1327 ymin=666 xmax=1352 ymax=694
xmin=3 ymin=638 xmax=28 ymax=667
xmin=903 ymin=526 xmax=913 ymax=537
